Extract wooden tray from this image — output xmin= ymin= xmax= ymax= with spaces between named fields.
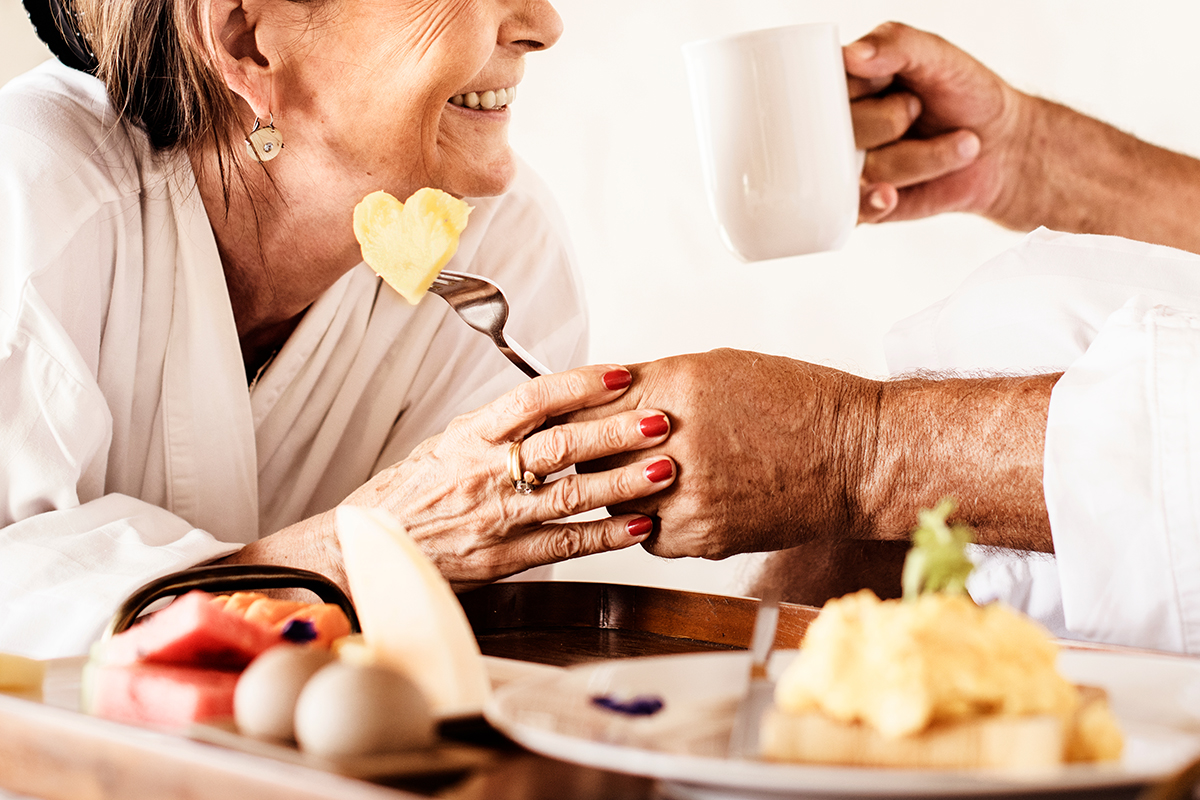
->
xmin=459 ymin=581 xmax=819 ymax=667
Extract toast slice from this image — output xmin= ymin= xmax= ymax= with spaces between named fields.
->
xmin=761 ymin=685 xmax=1117 ymax=768
xmin=762 ymin=707 xmax=1061 ymax=769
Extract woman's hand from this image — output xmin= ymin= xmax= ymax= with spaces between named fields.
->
xmin=340 ymin=364 xmax=675 ymax=590
xmin=846 ymin=22 xmax=1030 ymax=227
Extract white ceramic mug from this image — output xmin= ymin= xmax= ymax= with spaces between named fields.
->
xmin=683 ymin=23 xmax=860 ymax=262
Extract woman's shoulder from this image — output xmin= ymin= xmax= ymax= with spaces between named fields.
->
xmin=0 ymin=60 xmax=152 ymax=202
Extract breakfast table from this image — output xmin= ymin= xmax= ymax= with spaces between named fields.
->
xmin=0 ymin=581 xmax=1186 ymax=800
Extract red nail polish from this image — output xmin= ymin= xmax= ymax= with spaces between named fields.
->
xmin=627 ymin=516 xmax=653 ymax=537
xmin=639 ymin=415 xmax=669 ymax=438
xmin=603 ymin=369 xmax=631 ymax=391
xmin=644 ymin=459 xmax=673 ymax=483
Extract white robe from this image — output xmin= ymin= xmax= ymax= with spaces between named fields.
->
xmin=887 ymin=227 xmax=1200 ymax=654
xmin=0 ymin=61 xmax=588 ymax=658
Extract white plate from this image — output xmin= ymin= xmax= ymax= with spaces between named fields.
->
xmin=484 ymin=649 xmax=1200 ymax=798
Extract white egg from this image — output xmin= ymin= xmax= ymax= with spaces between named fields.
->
xmin=294 ymin=661 xmax=435 ymax=758
xmin=234 ymin=645 xmax=335 ymax=740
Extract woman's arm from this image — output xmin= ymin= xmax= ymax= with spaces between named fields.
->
xmin=216 ymin=510 xmax=347 ymax=590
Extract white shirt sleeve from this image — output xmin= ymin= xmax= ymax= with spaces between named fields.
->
xmin=0 ymin=496 xmax=239 ymax=658
xmin=0 ymin=64 xmax=246 ymax=658
xmin=0 ymin=282 xmax=242 ymax=658
xmin=1046 ymin=297 xmax=1200 ymax=653
xmin=886 ymin=227 xmax=1200 ymax=653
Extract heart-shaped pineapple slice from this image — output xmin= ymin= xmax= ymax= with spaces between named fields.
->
xmin=353 ymin=188 xmax=472 ymax=305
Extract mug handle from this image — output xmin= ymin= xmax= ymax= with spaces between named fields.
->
xmin=102 ymin=564 xmax=361 ymax=639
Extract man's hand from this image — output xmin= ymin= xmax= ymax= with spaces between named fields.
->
xmin=572 ymin=349 xmax=881 ymax=559
xmin=847 ymin=22 xmax=1028 ymax=226
xmin=571 ymin=350 xmax=1057 ymax=567
xmin=848 ymin=21 xmax=1200 ymax=254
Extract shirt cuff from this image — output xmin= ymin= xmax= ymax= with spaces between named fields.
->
xmin=1046 ymin=296 xmax=1200 ymax=653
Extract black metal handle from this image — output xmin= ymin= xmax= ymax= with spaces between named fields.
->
xmin=103 ymin=564 xmax=360 ymax=640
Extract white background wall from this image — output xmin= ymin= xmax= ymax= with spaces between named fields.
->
xmin=4 ymin=0 xmax=1198 ymax=596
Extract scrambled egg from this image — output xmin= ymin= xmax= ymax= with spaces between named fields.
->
xmin=775 ymin=590 xmax=1122 ymax=760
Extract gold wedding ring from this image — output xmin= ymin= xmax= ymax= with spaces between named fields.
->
xmin=508 ymin=440 xmax=542 ymax=495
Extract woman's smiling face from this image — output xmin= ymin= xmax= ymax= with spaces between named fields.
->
xmin=269 ymin=0 xmax=562 ymax=199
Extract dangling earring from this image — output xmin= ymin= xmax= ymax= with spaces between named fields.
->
xmin=245 ymin=115 xmax=283 ymax=162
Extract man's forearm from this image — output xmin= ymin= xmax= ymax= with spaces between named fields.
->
xmin=855 ymin=373 xmax=1060 ymax=552
xmin=997 ymin=96 xmax=1200 ymax=253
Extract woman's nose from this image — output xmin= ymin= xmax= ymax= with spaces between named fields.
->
xmin=500 ymin=0 xmax=563 ymax=52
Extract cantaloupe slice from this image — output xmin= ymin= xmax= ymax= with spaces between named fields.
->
xmin=334 ymin=505 xmax=489 ymax=717
xmin=353 ymin=188 xmax=472 ymax=305
xmin=211 ymin=592 xmax=352 ymax=647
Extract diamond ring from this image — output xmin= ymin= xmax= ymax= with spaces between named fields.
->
xmin=508 ymin=440 xmax=543 ymax=495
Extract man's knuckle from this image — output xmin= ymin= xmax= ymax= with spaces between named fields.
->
xmin=876 ymin=20 xmax=909 ymax=41
xmin=945 ymin=134 xmax=975 ymax=164
xmin=885 ymin=98 xmax=912 ymax=139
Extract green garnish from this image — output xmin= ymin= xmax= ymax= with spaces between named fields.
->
xmin=901 ymin=498 xmax=975 ymax=601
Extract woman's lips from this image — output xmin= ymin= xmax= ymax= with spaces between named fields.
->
xmin=448 ymin=86 xmax=517 ymax=110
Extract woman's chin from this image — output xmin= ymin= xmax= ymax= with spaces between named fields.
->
xmin=445 ymin=165 xmax=516 ymax=199
xmin=434 ymin=142 xmax=518 ymax=198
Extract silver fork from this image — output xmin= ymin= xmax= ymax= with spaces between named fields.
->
xmin=428 ymin=270 xmax=550 ymax=379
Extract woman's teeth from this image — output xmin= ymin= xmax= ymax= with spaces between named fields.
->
xmin=449 ymin=86 xmax=516 ymax=110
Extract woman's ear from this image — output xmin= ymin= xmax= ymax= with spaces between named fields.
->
xmin=202 ymin=0 xmax=273 ymax=118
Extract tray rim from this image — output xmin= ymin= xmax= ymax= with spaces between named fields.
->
xmin=459 ymin=580 xmax=820 ymax=651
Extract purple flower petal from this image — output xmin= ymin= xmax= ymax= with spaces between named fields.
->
xmin=281 ymin=618 xmax=318 ymax=643
xmin=590 ymin=694 xmax=665 ymax=716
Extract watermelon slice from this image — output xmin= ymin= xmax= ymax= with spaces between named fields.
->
xmin=102 ymin=591 xmax=279 ymax=670
xmin=86 ymin=661 xmax=238 ymax=728
xmin=89 ymin=589 xmax=356 ymax=730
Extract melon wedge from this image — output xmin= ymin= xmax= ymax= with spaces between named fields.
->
xmin=212 ymin=592 xmax=352 ymax=647
xmin=334 ymin=505 xmax=489 ymax=717
xmin=353 ymin=188 xmax=472 ymax=305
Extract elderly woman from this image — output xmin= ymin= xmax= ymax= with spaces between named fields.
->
xmin=1 ymin=0 xmax=676 ymax=658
